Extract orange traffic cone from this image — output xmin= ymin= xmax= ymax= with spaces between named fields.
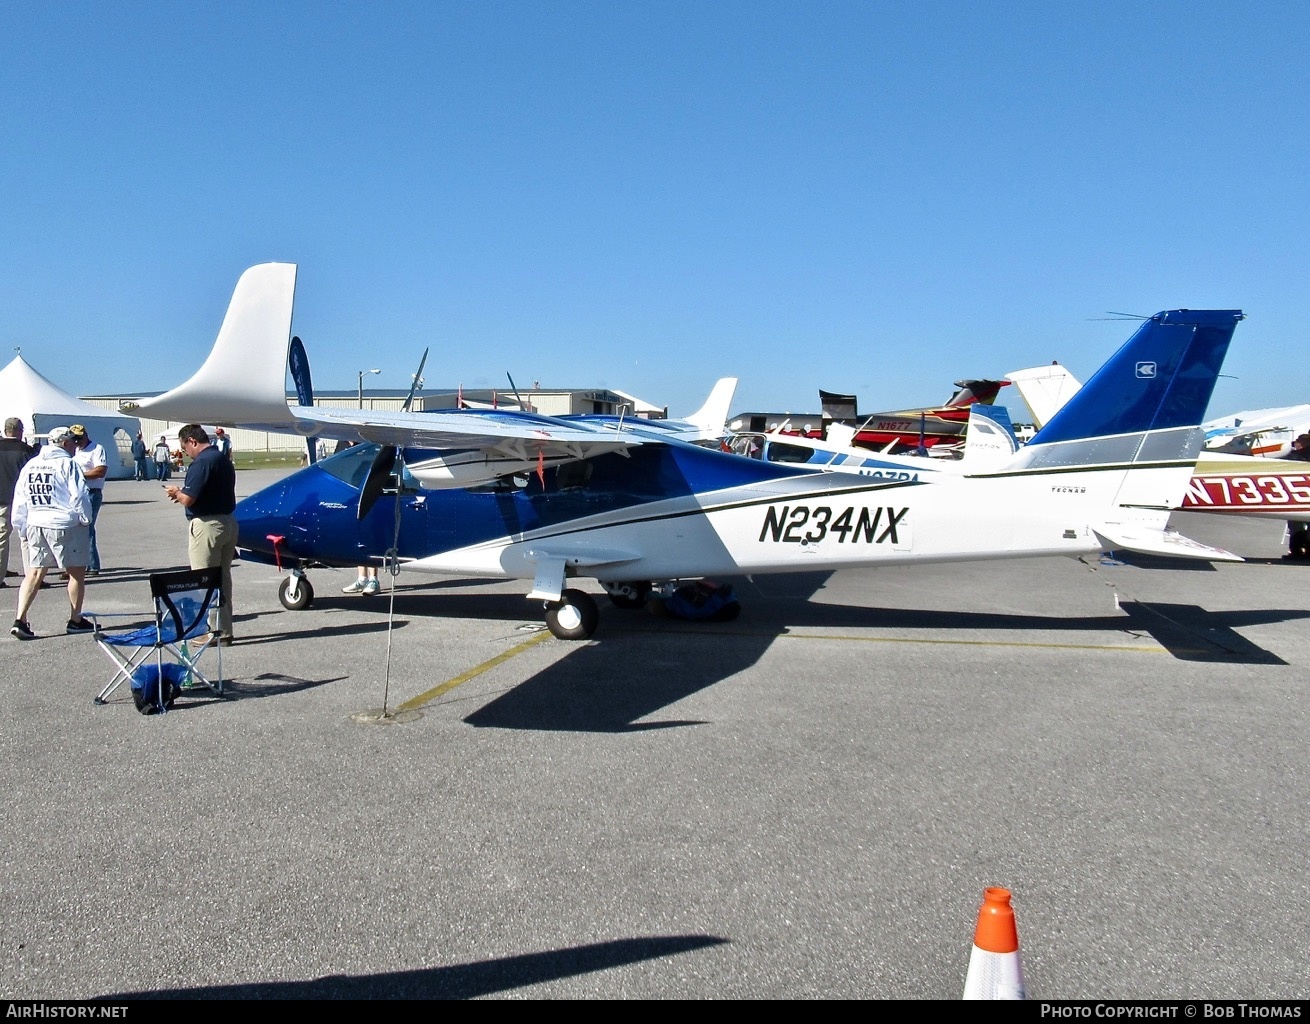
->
xmin=963 ymin=886 xmax=1026 ymax=999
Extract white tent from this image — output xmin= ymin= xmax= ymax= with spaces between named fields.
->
xmin=0 ymin=354 xmax=142 ymax=480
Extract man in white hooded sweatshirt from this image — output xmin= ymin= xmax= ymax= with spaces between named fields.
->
xmin=11 ymin=426 xmax=92 ymax=640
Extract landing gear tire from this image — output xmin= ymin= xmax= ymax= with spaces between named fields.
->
xmin=279 ymin=574 xmax=314 ymax=611
xmin=602 ymin=580 xmax=652 ymax=609
xmin=544 ymin=588 xmax=599 ymax=640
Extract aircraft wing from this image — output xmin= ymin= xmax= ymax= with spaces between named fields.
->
xmin=121 ymin=263 xmax=646 ymax=475
xmin=284 ymin=403 xmax=646 ymax=458
xmin=565 ymin=377 xmax=739 ymax=446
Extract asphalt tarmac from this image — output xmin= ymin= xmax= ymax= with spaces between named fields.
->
xmin=2 ymin=469 xmax=1308 ymax=1000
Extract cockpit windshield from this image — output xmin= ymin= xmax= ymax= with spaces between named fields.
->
xmin=315 ymin=442 xmax=419 ymax=491
xmin=316 ymin=442 xmax=380 ymax=489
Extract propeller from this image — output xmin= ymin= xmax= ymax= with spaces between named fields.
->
xmin=507 ymin=372 xmax=529 ymax=412
xmin=402 ymin=348 xmax=428 ymax=412
xmin=357 ymin=347 xmax=427 ymax=519
xmin=357 ymin=442 xmax=398 ymax=520
xmin=287 ymin=335 xmax=320 ymax=465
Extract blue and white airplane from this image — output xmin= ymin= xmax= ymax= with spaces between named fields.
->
xmin=129 ymin=264 xmax=1244 ymax=640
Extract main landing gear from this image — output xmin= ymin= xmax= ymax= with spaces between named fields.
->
xmin=543 ymin=588 xmax=600 ymax=640
xmin=270 ymin=568 xmax=680 ymax=643
xmin=540 ymin=580 xmax=657 ymax=640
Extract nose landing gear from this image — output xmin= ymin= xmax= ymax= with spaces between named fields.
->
xmin=278 ymin=571 xmax=315 ymax=610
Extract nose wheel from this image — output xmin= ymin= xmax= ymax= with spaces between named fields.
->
xmin=279 ymin=573 xmax=315 ymax=610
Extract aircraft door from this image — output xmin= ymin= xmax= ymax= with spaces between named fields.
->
xmin=394 ymin=465 xmax=454 ymax=556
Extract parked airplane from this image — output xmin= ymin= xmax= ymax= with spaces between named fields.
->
xmin=131 ymin=264 xmax=1243 ymax=640
xmin=1006 ymin=362 xmax=1310 ymax=530
xmin=1200 ymin=405 xmax=1310 ymax=458
xmin=727 ymin=403 xmax=1021 ymax=478
xmin=728 ymin=379 xmax=1010 ymax=453
xmin=122 ymin=264 xmax=736 ymax=491
xmin=820 ymin=380 xmax=1011 ymax=453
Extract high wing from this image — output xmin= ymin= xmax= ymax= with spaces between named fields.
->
xmin=122 ymin=262 xmax=649 ymax=488
xmin=1201 ymin=404 xmax=1310 ymax=457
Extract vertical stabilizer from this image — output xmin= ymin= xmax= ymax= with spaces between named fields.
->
xmin=684 ymin=377 xmax=739 ymax=440
xmin=1018 ymin=309 xmax=1243 ymax=514
xmin=1028 ymin=310 xmax=1241 ymax=448
xmin=1004 ymin=363 xmax=1081 ymax=430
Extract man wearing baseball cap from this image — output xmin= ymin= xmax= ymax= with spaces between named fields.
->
xmin=10 ymin=427 xmax=93 ymax=639
xmin=68 ymin=425 xmax=106 ymax=576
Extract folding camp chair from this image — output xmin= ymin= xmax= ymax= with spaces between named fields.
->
xmin=87 ymin=567 xmax=225 ymax=712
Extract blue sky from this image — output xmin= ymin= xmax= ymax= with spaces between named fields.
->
xmin=2 ymin=1 xmax=1306 ymax=424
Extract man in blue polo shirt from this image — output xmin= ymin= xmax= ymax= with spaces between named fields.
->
xmin=164 ymin=424 xmax=237 ymax=644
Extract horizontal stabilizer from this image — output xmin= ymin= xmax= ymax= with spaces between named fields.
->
xmin=1092 ymin=525 xmax=1243 ymax=562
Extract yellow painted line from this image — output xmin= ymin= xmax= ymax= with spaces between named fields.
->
xmin=779 ymin=632 xmax=1169 ymax=653
xmin=398 ymin=625 xmax=1177 ymax=716
xmin=663 ymin=625 xmax=1171 ymax=653
xmin=396 ymin=630 xmax=554 ymax=712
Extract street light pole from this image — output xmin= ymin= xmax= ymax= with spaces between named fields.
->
xmin=358 ymin=368 xmax=380 ymax=409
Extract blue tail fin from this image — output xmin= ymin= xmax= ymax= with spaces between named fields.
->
xmin=1030 ymin=310 xmax=1243 ymax=446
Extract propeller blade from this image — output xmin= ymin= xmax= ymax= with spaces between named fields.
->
xmin=358 ymin=444 xmax=398 ymax=520
xmin=507 ymin=372 xmax=529 ymax=412
xmin=402 ymin=348 xmax=429 ymax=412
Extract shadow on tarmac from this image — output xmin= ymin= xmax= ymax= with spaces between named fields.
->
xmin=97 ymin=934 xmax=729 ymax=1000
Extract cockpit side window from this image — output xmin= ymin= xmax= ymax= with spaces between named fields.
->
xmin=556 ymin=460 xmax=593 ymax=490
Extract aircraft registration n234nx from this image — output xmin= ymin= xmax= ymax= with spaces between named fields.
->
xmin=131 ymin=264 xmax=1243 ymax=640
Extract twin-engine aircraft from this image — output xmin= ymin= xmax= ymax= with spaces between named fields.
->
xmin=129 ymin=263 xmax=1244 ymax=640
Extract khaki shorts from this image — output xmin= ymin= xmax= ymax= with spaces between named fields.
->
xmin=25 ymin=524 xmax=90 ymax=569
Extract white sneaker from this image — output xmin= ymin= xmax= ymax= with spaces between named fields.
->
xmin=362 ymin=578 xmax=381 ymax=596
xmin=342 ymin=578 xmax=368 ymax=594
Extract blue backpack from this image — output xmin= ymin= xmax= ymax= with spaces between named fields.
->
xmin=664 ymin=581 xmax=741 ymax=622
xmin=130 ymin=664 xmax=185 ymax=715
